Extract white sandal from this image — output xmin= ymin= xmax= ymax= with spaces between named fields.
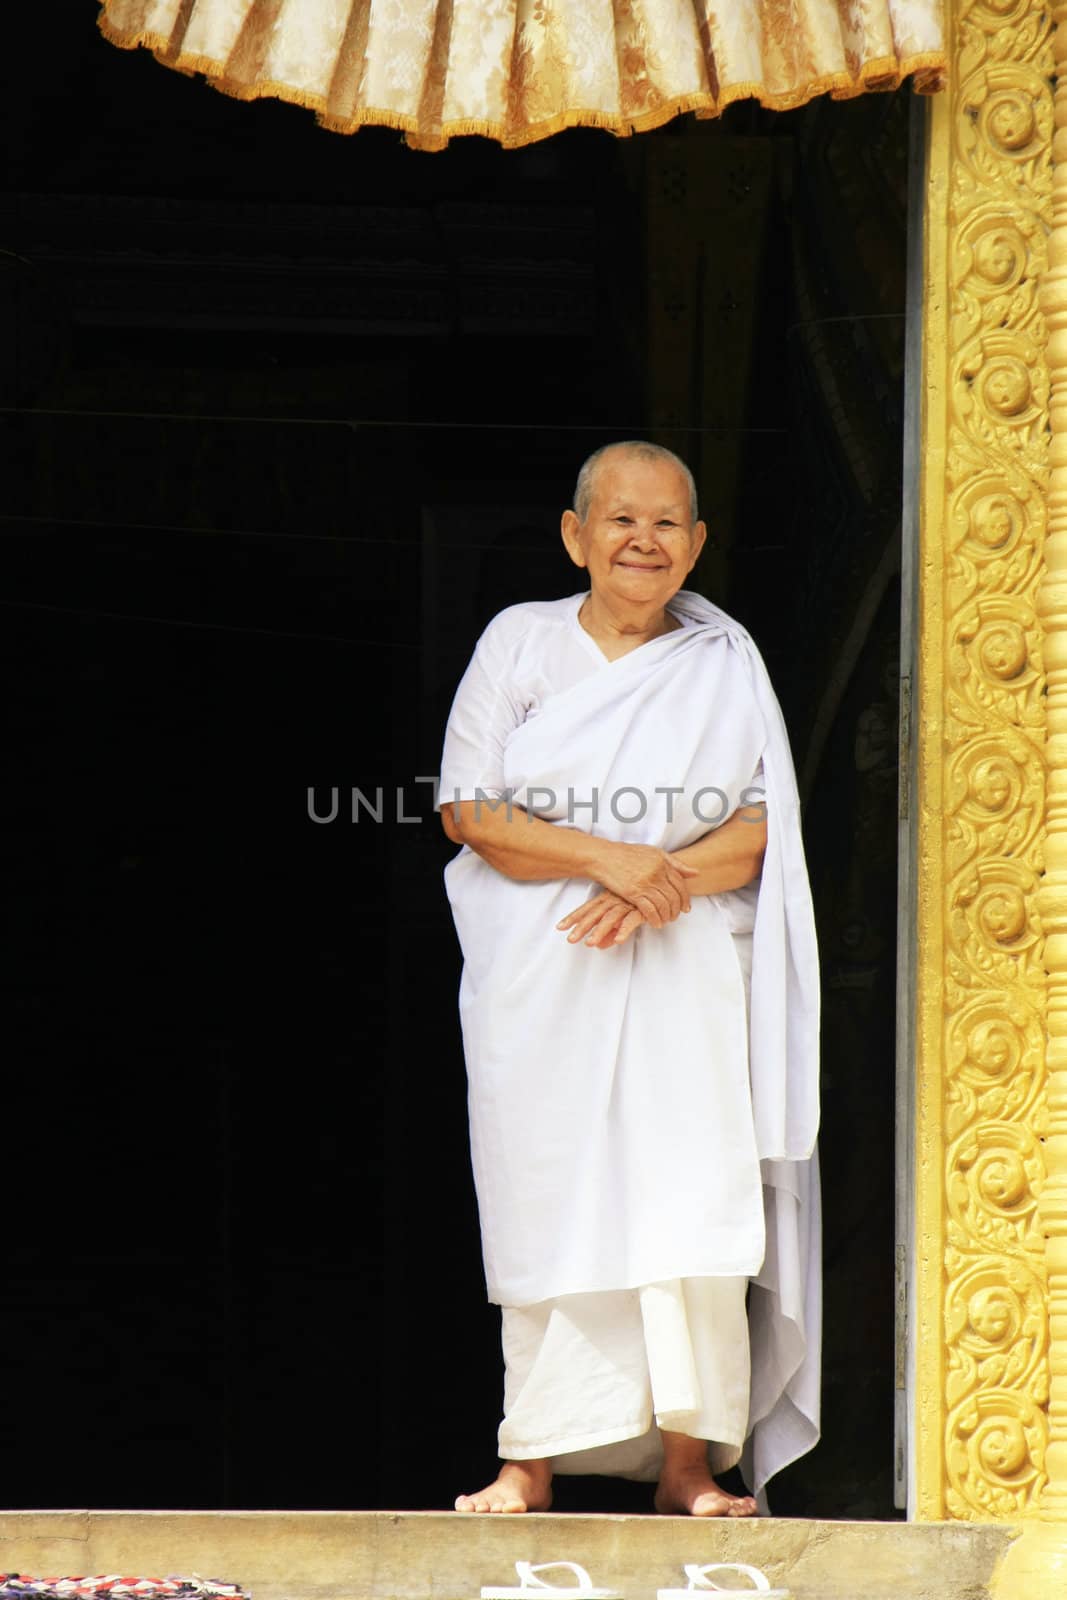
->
xmin=482 ymin=1562 xmax=623 ymax=1600
xmin=656 ymin=1564 xmax=791 ymax=1600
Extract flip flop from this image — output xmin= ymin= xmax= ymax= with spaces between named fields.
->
xmin=481 ymin=1562 xmax=623 ymax=1600
xmin=656 ymin=1564 xmax=791 ymax=1600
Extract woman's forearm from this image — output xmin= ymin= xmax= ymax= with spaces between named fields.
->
xmin=670 ymin=807 xmax=767 ymax=896
xmin=441 ymin=797 xmax=613 ymax=883
xmin=441 ymin=798 xmax=696 ymax=926
xmin=443 ymin=799 xmax=765 ymax=893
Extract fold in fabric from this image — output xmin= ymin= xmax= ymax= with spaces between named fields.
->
xmin=98 ymin=0 xmax=946 ymax=151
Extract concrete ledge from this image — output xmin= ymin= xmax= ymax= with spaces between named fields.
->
xmin=0 ymin=1511 xmax=1018 ymax=1600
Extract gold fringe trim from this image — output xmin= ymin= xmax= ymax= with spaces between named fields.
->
xmin=97 ymin=7 xmax=947 ymax=152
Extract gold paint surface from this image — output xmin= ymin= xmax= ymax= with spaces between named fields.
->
xmin=914 ymin=0 xmax=1051 ymax=1526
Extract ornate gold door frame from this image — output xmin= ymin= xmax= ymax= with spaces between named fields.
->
xmin=910 ymin=0 xmax=1067 ymax=1581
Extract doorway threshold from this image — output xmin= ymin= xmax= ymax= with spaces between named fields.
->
xmin=0 ymin=1510 xmax=1016 ymax=1600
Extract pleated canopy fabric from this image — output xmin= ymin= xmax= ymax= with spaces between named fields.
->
xmin=98 ymin=0 xmax=946 ymax=152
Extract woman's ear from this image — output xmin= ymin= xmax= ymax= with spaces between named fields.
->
xmin=561 ymin=509 xmax=587 ymax=568
xmin=687 ymin=520 xmax=708 ymax=571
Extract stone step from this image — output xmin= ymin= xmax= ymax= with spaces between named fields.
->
xmin=0 ymin=1513 xmax=1016 ymax=1600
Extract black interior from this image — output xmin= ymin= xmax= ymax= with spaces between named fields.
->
xmin=4 ymin=13 xmax=907 ymax=1518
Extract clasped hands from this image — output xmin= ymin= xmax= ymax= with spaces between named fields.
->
xmin=555 ymin=842 xmax=698 ymax=951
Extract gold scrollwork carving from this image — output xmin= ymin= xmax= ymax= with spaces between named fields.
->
xmin=934 ymin=0 xmax=1052 ymax=1524
xmin=947 ymin=1122 xmax=1044 ymax=1251
xmin=949 ymin=466 xmax=1044 ymax=601
xmin=957 ymin=62 xmax=1053 ymax=188
xmin=945 ymin=1388 xmax=1048 ymax=1519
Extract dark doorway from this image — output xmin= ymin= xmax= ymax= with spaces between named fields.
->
xmin=5 ymin=13 xmax=904 ymax=1519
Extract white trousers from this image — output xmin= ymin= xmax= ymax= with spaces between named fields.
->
xmin=498 ymin=1275 xmax=750 ymax=1480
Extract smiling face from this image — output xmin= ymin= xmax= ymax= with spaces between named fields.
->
xmin=561 ymin=450 xmax=707 ymax=610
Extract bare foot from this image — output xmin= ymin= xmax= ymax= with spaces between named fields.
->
xmin=654 ymin=1466 xmax=758 ymax=1518
xmin=656 ymin=1431 xmax=758 ymax=1518
xmin=455 ymin=1459 xmax=553 ymax=1514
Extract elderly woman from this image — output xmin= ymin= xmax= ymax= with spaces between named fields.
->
xmin=438 ymin=442 xmax=820 ymax=1517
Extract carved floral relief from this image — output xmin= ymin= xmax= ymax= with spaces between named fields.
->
xmin=938 ymin=0 xmax=1051 ymax=1522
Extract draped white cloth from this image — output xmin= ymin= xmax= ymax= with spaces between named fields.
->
xmin=499 ymin=1276 xmax=752 ymax=1477
xmin=439 ymin=591 xmax=821 ymax=1491
xmin=98 ymin=0 xmax=945 ymax=152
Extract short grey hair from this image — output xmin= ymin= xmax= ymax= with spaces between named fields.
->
xmin=572 ymin=441 xmax=699 ymax=525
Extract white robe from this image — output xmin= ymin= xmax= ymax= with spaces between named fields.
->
xmin=438 ymin=590 xmax=821 ymax=1494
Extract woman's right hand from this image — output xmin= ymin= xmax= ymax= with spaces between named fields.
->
xmin=592 ymin=841 xmax=698 ymax=927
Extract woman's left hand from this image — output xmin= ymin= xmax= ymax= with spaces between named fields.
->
xmin=557 ymin=890 xmax=647 ymax=949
